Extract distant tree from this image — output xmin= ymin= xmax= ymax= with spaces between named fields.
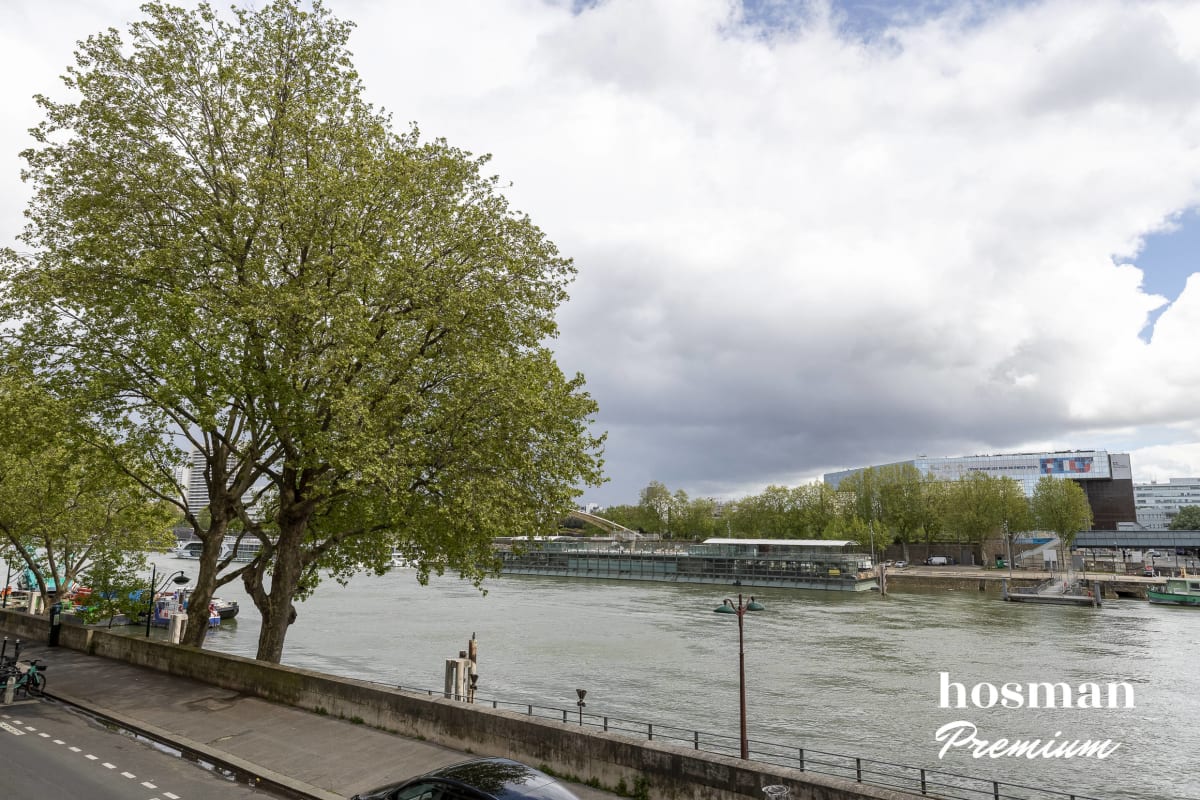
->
xmin=672 ymin=495 xmax=719 ymax=540
xmin=942 ymin=473 xmax=1028 ymax=548
xmin=1031 ymin=476 xmax=1093 ymax=569
xmin=596 ymin=504 xmax=649 ymax=532
xmin=1169 ymin=506 xmax=1200 ymax=531
xmin=794 ymin=481 xmax=841 ymax=538
xmin=639 ymin=482 xmax=675 ymax=534
xmin=838 ymin=465 xmax=936 ymax=560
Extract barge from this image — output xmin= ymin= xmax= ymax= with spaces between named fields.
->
xmin=497 ymin=537 xmax=878 ymax=592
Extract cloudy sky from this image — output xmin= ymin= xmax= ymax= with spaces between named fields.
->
xmin=4 ymin=0 xmax=1200 ymax=506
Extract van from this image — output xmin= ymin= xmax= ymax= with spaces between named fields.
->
xmin=927 ymin=556 xmax=949 ymax=566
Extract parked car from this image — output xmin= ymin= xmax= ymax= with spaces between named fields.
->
xmin=926 ymin=556 xmax=949 ymax=566
xmin=893 ymin=560 xmax=908 ymax=568
xmin=352 ymin=758 xmax=582 ymax=800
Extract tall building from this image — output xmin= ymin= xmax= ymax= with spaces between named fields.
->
xmin=1134 ymin=478 xmax=1200 ymax=528
xmin=824 ymin=450 xmax=1135 ymax=531
xmin=187 ymin=449 xmax=210 ymax=512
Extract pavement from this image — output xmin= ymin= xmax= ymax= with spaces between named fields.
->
xmin=0 ymin=634 xmax=621 ymax=800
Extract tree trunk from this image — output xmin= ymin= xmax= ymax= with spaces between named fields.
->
xmin=181 ymin=524 xmax=227 ymax=648
xmin=250 ymin=516 xmax=308 ymax=663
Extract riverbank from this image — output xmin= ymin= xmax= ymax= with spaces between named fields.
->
xmin=883 ymin=564 xmax=1163 ymax=598
xmin=0 ymin=608 xmax=924 ymax=800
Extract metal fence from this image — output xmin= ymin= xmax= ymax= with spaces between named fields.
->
xmin=376 ymin=680 xmax=1100 ymax=800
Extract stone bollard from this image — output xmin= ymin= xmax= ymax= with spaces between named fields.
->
xmin=168 ymin=612 xmax=188 ymax=644
xmin=3 ymin=675 xmax=14 ymax=705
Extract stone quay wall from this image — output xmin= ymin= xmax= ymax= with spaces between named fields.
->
xmin=0 ymin=608 xmax=920 ymax=800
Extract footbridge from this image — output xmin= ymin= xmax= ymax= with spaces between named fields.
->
xmin=564 ymin=510 xmax=641 ymax=541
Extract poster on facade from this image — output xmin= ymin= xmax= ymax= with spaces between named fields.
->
xmin=1040 ymin=456 xmax=1093 ymax=474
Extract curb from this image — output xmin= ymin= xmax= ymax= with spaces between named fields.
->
xmin=43 ymin=687 xmax=344 ymax=800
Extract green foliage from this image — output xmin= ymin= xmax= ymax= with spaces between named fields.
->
xmin=4 ymin=0 xmax=602 ymax=661
xmin=1169 ymin=505 xmax=1200 ymax=531
xmin=72 ymin=550 xmax=154 ymax=626
xmin=0 ymin=358 xmax=176 ymax=611
xmin=1031 ymin=476 xmax=1092 ymax=565
xmin=942 ymin=473 xmax=1030 ymax=545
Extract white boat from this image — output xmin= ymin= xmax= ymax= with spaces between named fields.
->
xmin=224 ymin=536 xmax=263 ymax=562
xmin=174 ymin=540 xmax=231 ymax=560
xmin=390 ymin=550 xmax=415 ymax=568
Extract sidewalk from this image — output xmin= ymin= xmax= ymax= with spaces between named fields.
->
xmin=3 ymin=635 xmax=620 ymax=800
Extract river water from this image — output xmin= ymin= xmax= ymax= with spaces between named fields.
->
xmin=48 ymin=556 xmax=1200 ymax=799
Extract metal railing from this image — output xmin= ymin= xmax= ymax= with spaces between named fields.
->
xmin=375 ymin=680 xmax=1101 ymax=800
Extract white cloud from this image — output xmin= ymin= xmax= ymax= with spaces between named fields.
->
xmin=5 ymin=0 xmax=1200 ymax=503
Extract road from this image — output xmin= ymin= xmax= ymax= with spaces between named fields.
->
xmin=0 ymin=696 xmax=286 ymax=800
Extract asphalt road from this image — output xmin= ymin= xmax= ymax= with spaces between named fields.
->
xmin=0 ymin=696 xmax=286 ymax=800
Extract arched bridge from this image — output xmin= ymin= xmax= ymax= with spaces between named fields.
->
xmin=564 ymin=510 xmax=640 ymax=540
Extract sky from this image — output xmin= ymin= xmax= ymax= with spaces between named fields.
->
xmin=3 ymin=0 xmax=1200 ymax=507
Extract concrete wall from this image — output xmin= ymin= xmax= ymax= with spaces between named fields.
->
xmin=0 ymin=608 xmax=921 ymax=800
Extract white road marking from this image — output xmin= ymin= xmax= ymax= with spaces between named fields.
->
xmin=164 ymin=793 xmax=180 ymax=799
xmin=142 ymin=781 xmax=157 ymax=789
xmin=23 ymin=725 xmax=35 ymax=731
xmin=101 ymin=762 xmax=116 ymax=769
xmin=53 ymin=739 xmax=64 ymax=744
xmin=69 ymin=746 xmax=80 ymax=752
xmin=0 ymin=721 xmax=26 ymax=736
xmin=85 ymin=754 xmax=98 ymax=760
xmin=121 ymin=771 xmax=136 ymax=779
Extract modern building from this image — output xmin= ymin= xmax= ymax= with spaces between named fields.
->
xmin=186 ymin=449 xmax=210 ymax=512
xmin=825 ymin=450 xmax=1136 ymax=531
xmin=1134 ymin=478 xmax=1200 ymax=528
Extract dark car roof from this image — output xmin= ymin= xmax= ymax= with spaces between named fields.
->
xmin=429 ymin=759 xmax=563 ymax=799
xmin=354 ymin=758 xmax=581 ymax=800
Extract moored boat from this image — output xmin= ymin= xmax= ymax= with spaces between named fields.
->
xmin=151 ymin=591 xmax=222 ymax=628
xmin=177 ymin=588 xmax=239 ymax=620
xmin=1148 ymin=575 xmax=1200 ymax=607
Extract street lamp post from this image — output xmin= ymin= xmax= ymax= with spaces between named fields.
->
xmin=714 ymin=594 xmax=764 ymax=759
xmin=145 ymin=565 xmax=190 ymax=638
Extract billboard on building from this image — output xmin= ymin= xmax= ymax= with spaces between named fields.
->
xmin=1040 ymin=456 xmax=1094 ymax=475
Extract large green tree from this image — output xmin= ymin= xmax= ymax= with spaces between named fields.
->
xmin=837 ymin=465 xmax=940 ymax=560
xmin=942 ymin=473 xmax=1030 ymax=549
xmin=1031 ymin=476 xmax=1093 ymax=570
xmin=3 ymin=0 xmax=602 ymax=661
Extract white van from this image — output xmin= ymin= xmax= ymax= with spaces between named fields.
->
xmin=927 ymin=556 xmax=949 ymax=566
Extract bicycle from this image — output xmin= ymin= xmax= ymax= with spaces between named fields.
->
xmin=2 ymin=660 xmax=47 ymax=697
xmin=0 ymin=637 xmax=46 ymax=698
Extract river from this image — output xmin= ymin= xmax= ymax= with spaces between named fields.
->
xmin=36 ymin=556 xmax=1200 ymax=799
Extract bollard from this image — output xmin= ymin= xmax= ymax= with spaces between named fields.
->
xmin=168 ymin=611 xmax=188 ymax=644
xmin=444 ymin=657 xmax=470 ymax=700
xmin=48 ymin=602 xmax=63 ymax=647
xmin=3 ymin=674 xmax=14 ymax=705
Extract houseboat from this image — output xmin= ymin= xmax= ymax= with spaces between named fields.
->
xmin=497 ymin=537 xmax=878 ymax=592
xmin=1148 ymin=575 xmax=1200 ymax=607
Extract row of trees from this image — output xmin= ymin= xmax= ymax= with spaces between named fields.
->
xmin=0 ymin=0 xmax=603 ymax=662
xmin=600 ymin=467 xmax=1094 ymax=562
